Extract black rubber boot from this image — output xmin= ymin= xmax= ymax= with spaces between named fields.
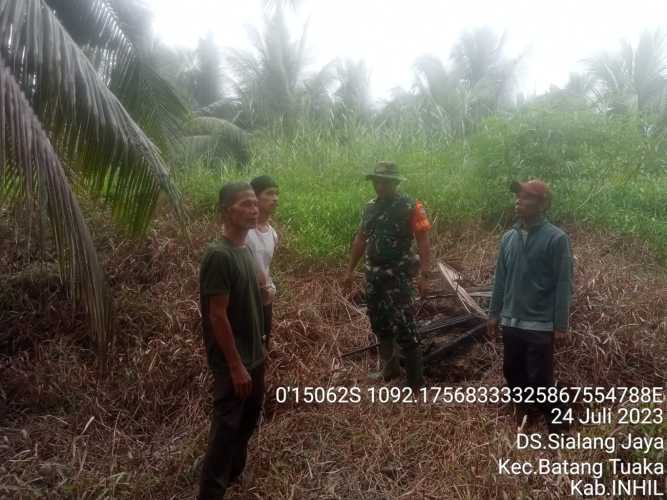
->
xmin=368 ymin=338 xmax=401 ymax=381
xmin=403 ymin=346 xmax=424 ymax=390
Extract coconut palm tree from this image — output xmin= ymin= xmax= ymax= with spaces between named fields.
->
xmin=529 ymin=72 xmax=595 ymax=110
xmin=152 ymin=34 xmax=252 ymax=167
xmin=0 ymin=0 xmax=187 ymax=357
xmin=192 ymin=32 xmax=224 ymax=107
xmin=586 ymin=28 xmax=667 ymax=116
xmin=181 ymin=116 xmax=251 ymax=168
xmin=169 ymin=32 xmax=224 ymax=109
xmin=413 ymin=54 xmax=462 ymax=138
xmin=413 ymin=27 xmax=522 ymax=138
xmin=297 ymin=60 xmax=337 ymax=126
xmin=227 ymin=6 xmax=311 ymax=132
xmin=333 ymin=59 xmax=372 ymax=124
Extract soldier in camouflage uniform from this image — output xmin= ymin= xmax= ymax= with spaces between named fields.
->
xmin=344 ymin=161 xmax=432 ymax=389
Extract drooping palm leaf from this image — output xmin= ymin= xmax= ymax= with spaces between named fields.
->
xmin=44 ymin=0 xmax=189 ymax=153
xmin=197 ymin=97 xmax=242 ymax=122
xmin=0 ymin=55 xmax=110 ymax=355
xmin=44 ymin=0 xmax=137 ymax=86
xmin=0 ymin=0 xmax=185 ymax=233
xmin=187 ymin=116 xmax=248 ymax=140
xmin=184 ymin=116 xmax=250 ymax=165
xmin=586 ymin=29 xmax=667 ymax=116
xmin=413 ymin=55 xmax=460 ymax=135
xmin=112 ymin=59 xmax=190 ymax=154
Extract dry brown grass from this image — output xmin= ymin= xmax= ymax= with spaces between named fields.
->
xmin=1 ymin=213 xmax=665 ymax=499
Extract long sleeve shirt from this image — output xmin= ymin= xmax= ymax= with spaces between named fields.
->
xmin=489 ymin=218 xmax=573 ymax=332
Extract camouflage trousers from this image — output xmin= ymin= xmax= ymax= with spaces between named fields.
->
xmin=365 ymin=266 xmax=419 ymax=352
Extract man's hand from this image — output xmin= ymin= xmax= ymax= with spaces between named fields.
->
xmin=260 ymin=285 xmax=276 ymax=305
xmin=260 ymin=286 xmax=271 ymax=304
xmin=554 ymin=330 xmax=568 ymax=346
xmin=230 ymin=364 xmax=253 ymax=400
xmin=486 ymin=319 xmax=499 ymax=338
xmin=345 ymin=232 xmax=365 ymax=290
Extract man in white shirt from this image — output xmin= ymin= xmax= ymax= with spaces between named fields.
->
xmin=245 ymin=175 xmax=279 ymax=350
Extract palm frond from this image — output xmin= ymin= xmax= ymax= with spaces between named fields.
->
xmin=185 ymin=116 xmax=250 ymax=165
xmin=413 ymin=55 xmax=452 ymax=103
xmin=188 ymin=32 xmax=223 ymax=107
xmin=413 ymin=55 xmax=460 ymax=133
xmin=299 ymin=61 xmax=336 ymax=121
xmin=412 ymin=28 xmax=519 ymax=139
xmin=633 ymin=28 xmax=667 ymax=111
xmin=585 ymin=30 xmax=667 ymax=117
xmin=334 ymin=59 xmax=371 ymax=120
xmin=45 ymin=0 xmax=189 ymax=153
xmin=227 ymin=8 xmax=310 ymax=131
xmin=197 ymin=97 xmax=242 ymax=121
xmin=0 ymin=0 xmax=185 ymax=233
xmin=113 ymin=60 xmax=191 ymax=153
xmin=451 ymin=27 xmax=508 ymax=87
xmin=44 ymin=0 xmax=137 ymax=84
xmin=0 ymin=55 xmax=110 ymax=355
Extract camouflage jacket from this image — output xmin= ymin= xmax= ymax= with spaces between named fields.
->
xmin=361 ymin=194 xmax=418 ymax=273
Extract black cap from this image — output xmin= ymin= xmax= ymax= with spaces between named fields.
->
xmin=250 ymin=175 xmax=278 ymax=195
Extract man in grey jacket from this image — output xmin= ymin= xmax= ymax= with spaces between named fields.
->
xmin=488 ymin=179 xmax=573 ymax=432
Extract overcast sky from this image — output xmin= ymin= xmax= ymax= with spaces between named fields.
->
xmin=145 ymin=0 xmax=667 ymax=101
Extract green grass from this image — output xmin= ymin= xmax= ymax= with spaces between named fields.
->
xmin=175 ymin=107 xmax=667 ymax=265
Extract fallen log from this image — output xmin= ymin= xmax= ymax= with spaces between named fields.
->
xmin=438 ymin=262 xmax=488 ymax=319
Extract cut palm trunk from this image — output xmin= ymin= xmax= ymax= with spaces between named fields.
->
xmin=438 ymin=261 xmax=488 ymax=319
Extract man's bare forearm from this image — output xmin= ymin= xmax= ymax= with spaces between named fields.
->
xmin=347 ymin=232 xmax=366 ymax=273
xmin=210 ymin=306 xmax=244 ymax=370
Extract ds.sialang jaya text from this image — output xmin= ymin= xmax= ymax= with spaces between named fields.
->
xmin=498 ymin=432 xmax=665 ymax=496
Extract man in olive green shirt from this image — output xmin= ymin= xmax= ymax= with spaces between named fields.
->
xmin=198 ymin=182 xmax=266 ymax=500
xmin=488 ymin=179 xmax=573 ymax=433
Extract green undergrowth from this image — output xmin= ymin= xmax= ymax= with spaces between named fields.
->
xmin=175 ymin=107 xmax=667 ymax=265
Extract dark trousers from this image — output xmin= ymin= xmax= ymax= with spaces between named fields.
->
xmin=502 ymin=327 xmax=563 ymax=425
xmin=198 ymin=363 xmax=265 ymax=500
xmin=263 ymin=304 xmax=273 ymax=348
